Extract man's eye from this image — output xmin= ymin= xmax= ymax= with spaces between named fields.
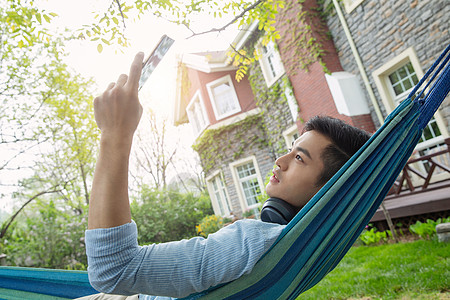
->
xmin=295 ymin=154 xmax=303 ymax=161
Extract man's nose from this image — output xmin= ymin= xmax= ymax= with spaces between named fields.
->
xmin=275 ymin=153 xmax=289 ymax=171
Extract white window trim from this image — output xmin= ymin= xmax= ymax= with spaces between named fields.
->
xmin=229 ymin=156 xmax=265 ymax=212
xmin=206 ymin=170 xmax=232 ymax=217
xmin=372 ymin=47 xmax=448 ymax=137
xmin=284 ymin=85 xmax=299 ymax=121
xmin=283 ymin=124 xmax=300 ymax=149
xmin=256 ymin=40 xmax=286 ymax=87
xmin=186 ymin=90 xmax=210 ymax=136
xmin=343 ymin=0 xmax=365 ymax=13
xmin=206 ymin=75 xmax=242 ymax=121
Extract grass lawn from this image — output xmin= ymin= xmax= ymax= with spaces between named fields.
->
xmin=299 ymin=239 xmax=449 ymax=299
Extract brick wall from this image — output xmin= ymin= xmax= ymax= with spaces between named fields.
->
xmin=275 ymin=0 xmax=376 ymax=133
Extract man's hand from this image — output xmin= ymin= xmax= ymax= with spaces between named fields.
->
xmin=88 ymin=53 xmax=145 ymax=229
xmin=94 ymin=52 xmax=144 ymax=141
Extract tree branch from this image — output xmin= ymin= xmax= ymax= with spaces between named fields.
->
xmin=0 ymin=186 xmax=63 ymax=239
xmin=114 ymin=0 xmax=126 ymax=28
xmin=185 ymin=0 xmax=265 ymax=39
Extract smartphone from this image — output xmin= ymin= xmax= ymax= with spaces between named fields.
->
xmin=139 ymin=35 xmax=175 ymax=90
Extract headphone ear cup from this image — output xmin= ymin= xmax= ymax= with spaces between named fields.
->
xmin=260 ymin=198 xmax=298 ymax=225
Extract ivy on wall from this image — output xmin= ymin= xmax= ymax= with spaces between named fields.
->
xmin=276 ymin=0 xmax=330 ymax=75
xmin=229 ymin=0 xmax=331 ymax=82
xmin=248 ymin=66 xmax=296 ymax=158
xmin=192 ymin=113 xmax=268 ymax=174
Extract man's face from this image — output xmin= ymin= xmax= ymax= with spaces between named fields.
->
xmin=265 ymin=130 xmax=331 ymax=209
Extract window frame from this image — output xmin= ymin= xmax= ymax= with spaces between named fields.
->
xmin=372 ymin=47 xmax=448 ymax=146
xmin=206 ymin=170 xmax=232 ymax=217
xmin=229 ymin=156 xmax=265 ymax=212
xmin=206 ymin=75 xmax=242 ymax=121
xmin=256 ymin=40 xmax=286 ymax=87
xmin=186 ymin=90 xmax=210 ymax=136
xmin=283 ymin=124 xmax=300 ymax=149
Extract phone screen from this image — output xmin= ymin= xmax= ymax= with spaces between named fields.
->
xmin=139 ymin=35 xmax=175 ymax=90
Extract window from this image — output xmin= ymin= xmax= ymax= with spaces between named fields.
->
xmin=230 ymin=157 xmax=264 ymax=211
xmin=284 ymin=86 xmax=299 ymax=122
xmin=373 ymin=47 xmax=449 ymax=178
xmin=257 ymin=41 xmax=285 ymax=87
xmin=283 ymin=124 xmax=300 ymax=149
xmin=206 ymin=172 xmax=232 ymax=217
xmin=206 ymin=75 xmax=241 ymax=120
xmin=387 ymin=62 xmax=419 ymax=103
xmin=386 ymin=62 xmax=442 ymax=147
xmin=186 ymin=91 xmax=209 ymax=136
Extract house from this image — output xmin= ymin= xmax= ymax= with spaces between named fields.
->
xmin=173 ymin=0 xmax=449 ymax=219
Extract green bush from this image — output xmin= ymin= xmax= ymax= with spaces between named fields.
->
xmin=196 ymin=215 xmax=230 ymax=238
xmin=1 ymin=200 xmax=87 ymax=270
xmin=131 ymin=187 xmax=213 ymax=244
xmin=409 ymin=217 xmax=450 ymax=239
xmin=359 ymin=227 xmax=390 ymax=246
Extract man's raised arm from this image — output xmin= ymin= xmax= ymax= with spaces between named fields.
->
xmin=88 ymin=53 xmax=144 ymax=229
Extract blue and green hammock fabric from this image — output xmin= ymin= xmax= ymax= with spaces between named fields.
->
xmin=0 ymin=266 xmax=97 ymax=299
xmin=1 ymin=43 xmax=449 ymax=300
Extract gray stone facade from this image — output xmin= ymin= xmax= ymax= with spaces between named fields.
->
xmin=324 ymin=0 xmax=449 ymax=128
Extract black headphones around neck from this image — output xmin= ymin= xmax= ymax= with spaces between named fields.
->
xmin=260 ymin=197 xmax=298 ymax=225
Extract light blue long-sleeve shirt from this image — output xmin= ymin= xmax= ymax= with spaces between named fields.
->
xmin=85 ymin=219 xmax=284 ymax=299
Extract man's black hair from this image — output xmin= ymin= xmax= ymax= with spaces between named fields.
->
xmin=303 ymin=116 xmax=371 ymax=186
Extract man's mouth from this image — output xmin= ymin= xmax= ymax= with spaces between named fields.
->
xmin=270 ymin=171 xmax=280 ymax=183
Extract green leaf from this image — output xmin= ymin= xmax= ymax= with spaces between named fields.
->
xmin=43 ymin=14 xmax=51 ymax=23
xmin=97 ymin=43 xmax=103 ymax=53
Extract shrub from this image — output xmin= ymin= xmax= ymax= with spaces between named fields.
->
xmin=196 ymin=215 xmax=230 ymax=238
xmin=409 ymin=217 xmax=449 ymax=239
xmin=131 ymin=187 xmax=213 ymax=244
xmin=359 ymin=227 xmax=390 ymax=246
xmin=1 ymin=200 xmax=87 ymax=269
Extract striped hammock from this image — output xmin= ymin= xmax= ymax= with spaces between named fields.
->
xmin=0 ymin=43 xmax=449 ymax=300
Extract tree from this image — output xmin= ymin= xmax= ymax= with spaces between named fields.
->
xmin=1 ymin=0 xmax=98 ymax=238
xmin=0 ymin=1 xmax=59 ymax=175
xmin=132 ymin=110 xmax=177 ymax=189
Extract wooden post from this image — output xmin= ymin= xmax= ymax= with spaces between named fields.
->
xmin=380 ymin=202 xmax=399 ymax=243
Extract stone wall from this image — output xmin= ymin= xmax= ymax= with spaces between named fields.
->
xmin=196 ymin=114 xmax=275 ymax=217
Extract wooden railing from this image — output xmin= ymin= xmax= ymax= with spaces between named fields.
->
xmin=388 ymin=138 xmax=450 ymax=196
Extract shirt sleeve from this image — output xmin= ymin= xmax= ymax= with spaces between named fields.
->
xmin=85 ymin=219 xmax=284 ymax=298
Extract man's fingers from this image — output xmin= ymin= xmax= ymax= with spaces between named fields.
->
xmin=116 ymin=74 xmax=128 ymax=87
xmin=127 ymin=52 xmax=145 ymax=90
xmin=106 ymin=82 xmax=115 ymax=91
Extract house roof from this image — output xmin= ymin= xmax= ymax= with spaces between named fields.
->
xmin=173 ymin=50 xmax=237 ymax=126
xmin=173 ymin=21 xmax=259 ymax=126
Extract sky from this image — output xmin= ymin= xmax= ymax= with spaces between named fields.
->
xmin=0 ymin=0 xmax=241 ymax=214
xmin=40 ymin=0 xmax=239 ymax=118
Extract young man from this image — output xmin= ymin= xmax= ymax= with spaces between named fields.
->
xmin=83 ymin=53 xmax=370 ymax=299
